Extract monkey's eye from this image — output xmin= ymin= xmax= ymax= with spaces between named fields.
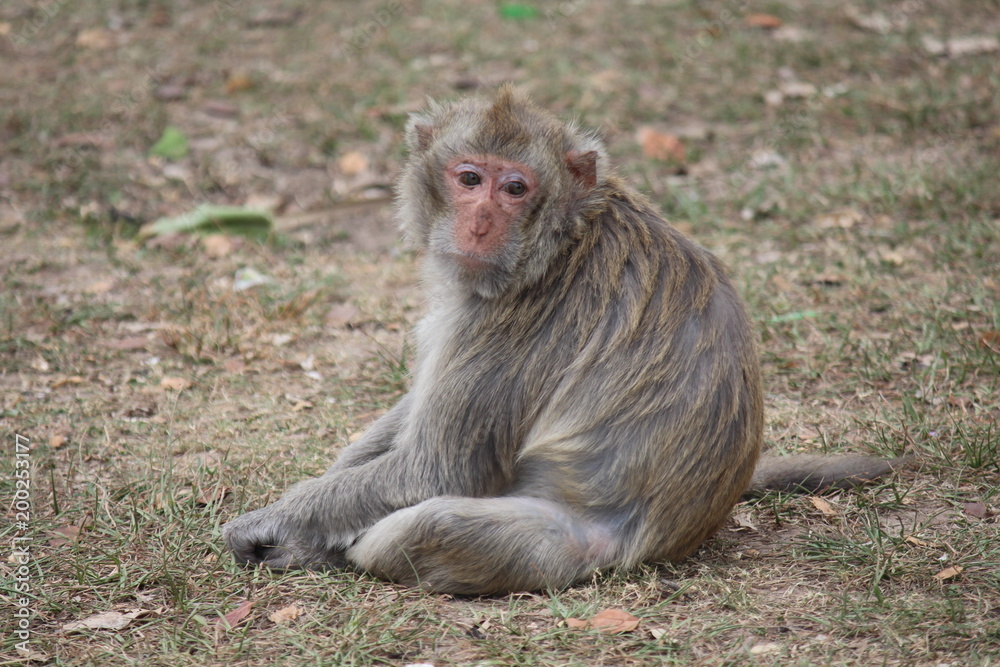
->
xmin=458 ymin=172 xmax=481 ymax=187
xmin=503 ymin=181 xmax=527 ymax=197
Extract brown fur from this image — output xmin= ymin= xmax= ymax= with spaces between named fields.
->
xmin=222 ymin=87 xmax=898 ymax=594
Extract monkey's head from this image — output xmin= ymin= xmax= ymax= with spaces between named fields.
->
xmin=396 ymin=85 xmax=610 ymax=299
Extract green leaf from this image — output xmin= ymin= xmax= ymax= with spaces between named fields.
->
xmin=139 ymin=204 xmax=273 ymax=241
xmin=499 ymin=3 xmax=538 ymax=20
xmin=767 ymin=310 xmax=819 ymax=323
xmin=149 ymin=126 xmax=189 ymax=160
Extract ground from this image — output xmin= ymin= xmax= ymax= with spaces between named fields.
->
xmin=1 ymin=0 xmax=998 ymax=665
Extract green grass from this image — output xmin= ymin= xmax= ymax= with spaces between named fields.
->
xmin=1 ymin=0 xmax=998 ymax=664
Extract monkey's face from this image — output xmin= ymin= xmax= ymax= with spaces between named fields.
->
xmin=397 ymin=86 xmax=609 ymax=299
xmin=427 ymin=154 xmax=537 ymax=295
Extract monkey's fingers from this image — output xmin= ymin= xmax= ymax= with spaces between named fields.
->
xmin=222 ymin=511 xmax=298 ymax=569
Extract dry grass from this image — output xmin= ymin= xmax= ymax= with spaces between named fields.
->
xmin=1 ymin=0 xmax=998 ymax=664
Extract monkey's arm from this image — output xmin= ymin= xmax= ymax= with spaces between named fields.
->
xmin=327 ymin=394 xmax=414 ymax=471
xmin=745 ymin=454 xmax=911 ymax=496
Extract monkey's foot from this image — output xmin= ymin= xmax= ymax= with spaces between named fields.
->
xmin=222 ymin=503 xmax=347 ymax=570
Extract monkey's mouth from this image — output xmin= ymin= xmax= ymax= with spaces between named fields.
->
xmin=449 ymin=252 xmax=496 ymax=274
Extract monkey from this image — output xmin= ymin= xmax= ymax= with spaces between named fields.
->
xmin=222 ymin=86 xmax=901 ymax=595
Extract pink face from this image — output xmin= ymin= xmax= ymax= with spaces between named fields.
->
xmin=444 ymin=155 xmax=536 ymax=267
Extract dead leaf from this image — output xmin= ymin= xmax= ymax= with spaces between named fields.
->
xmin=750 ymin=642 xmax=782 ymax=655
xmin=565 ymin=609 xmax=640 ymax=634
xmin=195 ymin=485 xmax=231 ymax=506
xmin=811 ymin=273 xmax=846 ymax=286
xmin=86 ymin=280 xmax=114 ymax=294
xmin=223 ymin=358 xmax=246 ymax=374
xmin=979 ymin=331 xmax=1000 ymax=353
xmin=325 ymin=302 xmax=364 ymax=328
xmin=880 ymin=249 xmax=905 ymax=266
xmin=49 ymin=434 xmax=68 ymax=448
xmin=225 ymin=73 xmax=254 ymax=94
xmin=963 ymin=502 xmax=988 ymax=518
xmin=53 ymin=132 xmax=112 ymax=149
xmin=905 ymin=535 xmax=934 ymax=547
xmin=291 ymin=400 xmax=313 ymax=412
xmin=202 ymin=233 xmax=233 ymax=258
xmin=745 ymin=13 xmax=782 ymax=29
xmin=637 ymin=128 xmax=686 ymax=164
xmin=202 ymin=100 xmax=239 ymax=118
xmin=76 ymin=28 xmax=114 ymax=50
xmin=816 ymin=209 xmax=862 ymax=229
xmin=221 ymin=600 xmax=254 ymax=628
xmin=339 ymin=151 xmax=369 ymax=176
xmin=160 ymin=376 xmax=192 ymax=391
xmin=731 ymin=511 xmax=758 ymax=531
xmin=51 ymin=376 xmax=86 ymax=388
xmin=113 ymin=336 xmax=150 ymax=351
xmin=778 ymin=81 xmax=817 ymax=98
xmin=53 ymin=525 xmax=81 ymax=540
xmin=934 ymin=565 xmax=963 ymax=581
xmin=31 ymin=355 xmax=51 ymax=372
xmin=845 ymin=8 xmax=896 ymax=34
xmin=808 ymin=496 xmax=838 ymax=517
xmin=269 ymin=604 xmax=302 ymax=624
xmin=271 ymin=333 xmax=295 ymax=347
xmin=923 ymin=35 xmax=999 ymax=58
xmin=61 ymin=609 xmax=156 ymax=632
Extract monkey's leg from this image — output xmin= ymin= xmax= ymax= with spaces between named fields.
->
xmin=346 ymin=496 xmax=621 ymax=595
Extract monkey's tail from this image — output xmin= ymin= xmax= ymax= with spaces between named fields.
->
xmin=745 ymin=454 xmax=912 ymax=496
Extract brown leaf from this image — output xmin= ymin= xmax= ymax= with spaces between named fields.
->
xmin=53 ymin=525 xmax=81 ymax=540
xmin=815 ymin=209 xmax=862 ymax=230
xmin=195 ymin=485 xmax=231 ymax=506
xmin=979 ymin=331 xmax=1000 ymax=353
xmin=113 ymin=336 xmax=150 ymax=351
xmin=53 ymin=132 xmax=112 ymax=149
xmin=922 ymin=35 xmax=1000 ymax=58
xmin=49 ymin=434 xmax=68 ymax=449
xmin=201 ymin=233 xmax=233 ymax=258
xmin=225 ymin=73 xmax=254 ymax=94
xmin=933 ymin=565 xmax=963 ymax=581
xmin=61 ymin=610 xmax=152 ymax=632
xmin=160 ymin=376 xmax=192 ymax=391
xmin=750 ymin=642 xmax=782 ymax=655
xmin=338 ymin=151 xmax=369 ymax=176
xmin=963 ymin=502 xmax=988 ymax=518
xmin=86 ymin=280 xmax=114 ymax=294
xmin=808 ymin=496 xmax=838 ymax=517
xmin=565 ymin=609 xmax=640 ymax=634
xmin=223 ymin=358 xmax=246 ymax=374
xmin=745 ymin=13 xmax=783 ymax=29
xmin=811 ymin=272 xmax=846 ymax=286
xmin=325 ymin=302 xmax=364 ymax=328
xmin=221 ymin=600 xmax=254 ymax=628
xmin=51 ymin=376 xmax=86 ymax=388
xmin=202 ymin=100 xmax=240 ymax=118
xmin=637 ymin=128 xmax=686 ymax=164
xmin=76 ymin=28 xmax=114 ymax=50
xmin=269 ymin=604 xmax=302 ymax=624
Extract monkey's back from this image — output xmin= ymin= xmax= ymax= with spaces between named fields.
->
xmin=511 ymin=182 xmax=765 ymax=563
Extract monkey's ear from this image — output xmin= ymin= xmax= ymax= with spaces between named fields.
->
xmin=413 ymin=124 xmax=435 ymax=151
xmin=566 ymin=150 xmax=598 ymax=190
xmin=405 ymin=112 xmax=436 ymax=153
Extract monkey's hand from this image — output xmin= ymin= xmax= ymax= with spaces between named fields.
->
xmin=221 ymin=497 xmax=348 ymax=570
